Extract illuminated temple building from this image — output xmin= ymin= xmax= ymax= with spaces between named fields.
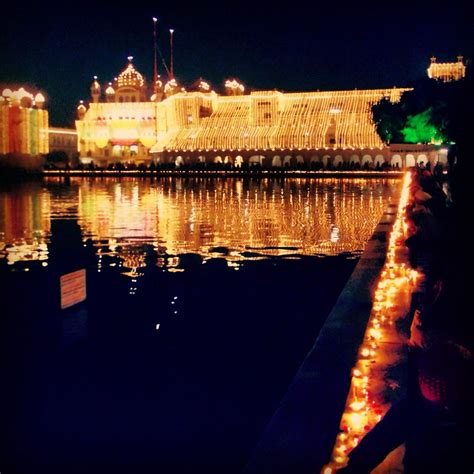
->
xmin=77 ymin=57 xmax=447 ymax=168
xmin=427 ymin=56 xmax=466 ymax=82
xmin=0 ymin=86 xmax=49 ymax=155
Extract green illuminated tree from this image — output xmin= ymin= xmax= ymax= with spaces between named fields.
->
xmin=371 ymin=75 xmax=470 ymax=146
xmin=401 ymin=107 xmax=446 ymax=144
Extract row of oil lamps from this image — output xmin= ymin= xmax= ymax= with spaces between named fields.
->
xmin=323 ymin=172 xmax=420 ymax=473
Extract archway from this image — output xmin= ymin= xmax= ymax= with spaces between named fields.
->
xmin=333 ymin=155 xmax=343 ymax=168
xmin=417 ymin=154 xmax=427 ymax=166
xmin=235 ymin=155 xmax=244 ymax=168
xmin=437 ymin=148 xmax=448 ymax=165
xmin=322 ymin=155 xmax=331 ymax=168
xmin=272 ymin=155 xmax=282 ymax=167
xmin=406 ymin=154 xmax=415 ymax=168
xmin=249 ymin=155 xmax=264 ymax=166
xmin=362 ymin=154 xmax=373 ymax=168
xmin=295 ymin=155 xmax=304 ymax=165
xmin=391 ymin=154 xmax=402 ymax=168
xmin=283 ymin=155 xmax=292 ymax=167
xmin=310 ymin=155 xmax=320 ymax=169
xmin=374 ymin=154 xmax=385 ymax=168
xmin=197 ymin=155 xmax=206 ymax=163
xmin=112 ymin=145 xmax=121 ymax=157
xmin=175 ymin=156 xmax=184 ymax=167
xmin=350 ymin=154 xmax=360 ymax=165
xmin=214 ymin=156 xmax=223 ymax=164
xmin=224 ymin=155 xmax=233 ymax=164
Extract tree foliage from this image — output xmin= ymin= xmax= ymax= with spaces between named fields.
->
xmin=401 ymin=107 xmax=446 ymax=144
xmin=372 ymin=74 xmax=472 ymax=146
xmin=372 ymin=98 xmax=405 ymax=144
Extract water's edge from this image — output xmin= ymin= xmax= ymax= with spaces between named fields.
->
xmin=244 ymin=195 xmax=400 ymax=474
xmin=40 ymin=170 xmax=404 ymax=179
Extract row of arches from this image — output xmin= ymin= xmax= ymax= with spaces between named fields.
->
xmin=168 ymin=153 xmax=431 ymax=169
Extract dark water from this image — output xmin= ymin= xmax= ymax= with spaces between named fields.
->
xmin=0 ymin=177 xmax=397 ymax=473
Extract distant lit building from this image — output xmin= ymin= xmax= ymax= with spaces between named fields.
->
xmin=0 ymin=86 xmax=49 ymax=155
xmin=76 ymin=57 xmax=158 ymax=165
xmin=76 ymin=57 xmax=416 ymax=167
xmin=427 ymin=56 xmax=466 ymax=82
xmin=48 ymin=127 xmax=78 ymax=160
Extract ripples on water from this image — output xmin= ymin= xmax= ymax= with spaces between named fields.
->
xmin=0 ymin=177 xmax=397 ymax=473
xmin=0 ymin=177 xmax=396 ymax=270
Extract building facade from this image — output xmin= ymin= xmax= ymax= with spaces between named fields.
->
xmin=0 ymin=86 xmax=49 ymax=156
xmin=48 ymin=127 xmax=78 ymax=160
xmin=76 ymin=57 xmax=449 ymax=169
xmin=427 ymin=56 xmax=466 ymax=82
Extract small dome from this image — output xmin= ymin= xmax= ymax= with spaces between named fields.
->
xmin=2 ymin=88 xmax=13 ymax=98
xmin=105 ymin=83 xmax=115 ymax=95
xmin=164 ymin=78 xmax=178 ymax=93
xmin=225 ymin=79 xmax=245 ymax=92
xmin=200 ymin=81 xmax=210 ymax=91
xmin=34 ymin=92 xmax=45 ymax=103
xmin=117 ymin=56 xmax=145 ymax=88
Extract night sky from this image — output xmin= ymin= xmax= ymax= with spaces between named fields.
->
xmin=2 ymin=0 xmax=472 ymax=127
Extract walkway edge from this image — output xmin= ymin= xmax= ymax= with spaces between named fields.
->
xmin=243 ymin=196 xmax=401 ymax=474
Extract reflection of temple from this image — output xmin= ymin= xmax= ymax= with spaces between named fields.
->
xmin=427 ymin=56 xmax=466 ymax=82
xmin=76 ymin=57 xmax=414 ymax=168
xmin=74 ymin=177 xmax=395 ymax=261
xmin=0 ymin=183 xmax=51 ymax=265
xmin=1 ymin=178 xmax=396 ymax=271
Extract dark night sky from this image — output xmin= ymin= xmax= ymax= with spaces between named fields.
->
xmin=2 ymin=0 xmax=472 ymax=127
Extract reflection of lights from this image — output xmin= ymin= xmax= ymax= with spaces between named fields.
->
xmin=5 ymin=242 xmax=49 ymax=265
xmin=330 ymin=224 xmax=340 ymax=243
xmin=2 ymin=178 xmax=397 ymax=281
xmin=73 ymin=178 xmax=395 ymax=268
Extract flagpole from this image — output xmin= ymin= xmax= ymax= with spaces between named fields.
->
xmin=153 ymin=17 xmax=158 ymax=94
xmin=169 ymin=29 xmax=174 ymax=80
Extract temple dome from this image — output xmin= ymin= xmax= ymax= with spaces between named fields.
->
xmin=117 ymin=56 xmax=145 ymax=88
xmin=34 ymin=92 xmax=45 ymax=103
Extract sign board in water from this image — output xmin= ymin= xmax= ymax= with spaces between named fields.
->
xmin=60 ymin=269 xmax=87 ymax=309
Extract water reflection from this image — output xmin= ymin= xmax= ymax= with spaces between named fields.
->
xmin=0 ymin=176 xmax=399 ymax=473
xmin=1 ymin=177 xmax=397 ymax=273
xmin=0 ymin=183 xmax=50 ymax=266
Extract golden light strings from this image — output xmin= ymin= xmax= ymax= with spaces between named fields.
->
xmin=76 ymin=85 xmax=411 ymax=157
